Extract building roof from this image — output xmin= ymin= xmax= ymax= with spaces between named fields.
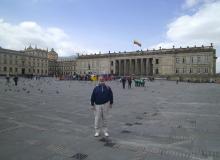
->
xmin=26 ymin=44 xmax=33 ymax=50
xmin=77 ymin=45 xmax=215 ymax=59
xmin=58 ymin=56 xmax=76 ymax=61
xmin=0 ymin=47 xmax=24 ymax=55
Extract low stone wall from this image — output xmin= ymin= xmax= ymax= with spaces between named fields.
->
xmin=166 ymin=74 xmax=220 ymax=83
xmin=114 ymin=74 xmax=220 ymax=83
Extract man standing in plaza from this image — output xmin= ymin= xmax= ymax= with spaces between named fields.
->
xmin=13 ymin=75 xmax=18 ymax=86
xmin=6 ymin=73 xmax=10 ymax=85
xmin=121 ymin=77 xmax=126 ymax=89
xmin=127 ymin=76 xmax=132 ymax=89
xmin=91 ymin=76 xmax=113 ymax=137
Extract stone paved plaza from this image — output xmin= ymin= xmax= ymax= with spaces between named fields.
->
xmin=0 ymin=77 xmax=220 ymax=160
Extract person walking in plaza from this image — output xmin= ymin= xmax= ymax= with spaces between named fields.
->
xmin=121 ymin=77 xmax=126 ymax=89
xmin=176 ymin=80 xmax=179 ymax=84
xmin=6 ymin=73 xmax=10 ymax=85
xmin=13 ymin=75 xmax=18 ymax=86
xmin=127 ymin=76 xmax=132 ymax=89
xmin=91 ymin=76 xmax=113 ymax=137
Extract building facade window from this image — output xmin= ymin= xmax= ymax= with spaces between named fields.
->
xmin=191 ymin=57 xmax=194 ymax=63
xmin=183 ymin=68 xmax=186 ymax=74
xmin=156 ymin=59 xmax=159 ymax=64
xmin=176 ymin=68 xmax=179 ymax=74
xmin=4 ymin=67 xmax=7 ymax=72
xmin=182 ymin=58 xmax=185 ymax=63
xmin=4 ymin=55 xmax=7 ymax=64
xmin=204 ymin=56 xmax=208 ymax=63
xmin=197 ymin=56 xmax=201 ymax=63
xmin=176 ymin=57 xmax=180 ymax=64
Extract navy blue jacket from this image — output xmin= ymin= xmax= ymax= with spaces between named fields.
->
xmin=91 ymin=84 xmax=113 ymax=106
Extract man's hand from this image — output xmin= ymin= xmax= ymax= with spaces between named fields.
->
xmin=91 ymin=106 xmax=96 ymax=111
xmin=109 ymin=104 xmax=113 ymax=108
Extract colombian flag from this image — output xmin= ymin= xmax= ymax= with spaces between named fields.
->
xmin=134 ymin=40 xmax=142 ymax=47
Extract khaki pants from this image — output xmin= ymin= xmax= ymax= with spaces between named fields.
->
xmin=94 ymin=102 xmax=110 ymax=133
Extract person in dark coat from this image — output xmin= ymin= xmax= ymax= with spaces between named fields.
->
xmin=6 ymin=73 xmax=10 ymax=85
xmin=121 ymin=77 xmax=126 ymax=89
xmin=13 ymin=75 xmax=18 ymax=86
xmin=127 ymin=76 xmax=132 ymax=89
xmin=91 ymin=76 xmax=113 ymax=137
xmin=176 ymin=80 xmax=179 ymax=84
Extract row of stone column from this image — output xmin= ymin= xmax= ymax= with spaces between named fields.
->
xmin=114 ymin=58 xmax=152 ymax=76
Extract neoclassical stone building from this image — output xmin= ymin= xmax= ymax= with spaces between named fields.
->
xmin=0 ymin=46 xmax=76 ymax=77
xmin=47 ymin=48 xmax=77 ymax=76
xmin=0 ymin=45 xmax=48 ymax=76
xmin=76 ymin=44 xmax=217 ymax=76
xmin=48 ymin=48 xmax=58 ymax=76
xmin=56 ymin=57 xmax=76 ymax=76
xmin=0 ymin=44 xmax=217 ymax=79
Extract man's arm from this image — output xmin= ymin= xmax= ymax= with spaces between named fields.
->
xmin=91 ymin=88 xmax=96 ymax=106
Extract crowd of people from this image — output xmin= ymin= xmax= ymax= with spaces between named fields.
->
xmin=57 ymin=74 xmax=115 ymax=81
xmin=5 ymin=74 xmax=18 ymax=86
xmin=120 ymin=76 xmax=132 ymax=89
xmin=4 ymin=72 xmax=154 ymax=90
xmin=4 ymin=74 xmax=47 ymax=86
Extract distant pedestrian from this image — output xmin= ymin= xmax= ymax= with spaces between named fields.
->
xmin=91 ymin=76 xmax=113 ymax=137
xmin=121 ymin=77 xmax=126 ymax=89
xmin=127 ymin=77 xmax=132 ymax=89
xmin=176 ymin=80 xmax=179 ymax=84
xmin=142 ymin=79 xmax=145 ymax=87
xmin=13 ymin=75 xmax=18 ymax=86
xmin=6 ymin=73 xmax=10 ymax=84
